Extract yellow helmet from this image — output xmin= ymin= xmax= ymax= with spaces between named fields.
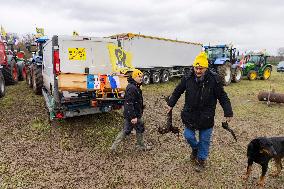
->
xmin=132 ymin=69 xmax=143 ymax=78
xmin=193 ymin=52 xmax=209 ymax=68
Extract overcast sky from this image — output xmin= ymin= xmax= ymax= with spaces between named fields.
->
xmin=0 ymin=0 xmax=283 ymax=55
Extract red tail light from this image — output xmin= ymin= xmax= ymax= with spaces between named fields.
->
xmin=53 ymin=50 xmax=60 ymax=75
xmin=55 ymin=112 xmax=64 ymax=119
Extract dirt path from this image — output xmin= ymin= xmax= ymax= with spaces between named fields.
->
xmin=0 ymin=77 xmax=284 ymax=188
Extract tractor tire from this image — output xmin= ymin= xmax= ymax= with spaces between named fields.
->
xmin=152 ymin=71 xmax=160 ymax=83
xmin=32 ymin=65 xmax=43 ymax=95
xmin=161 ymin=70 xmax=170 ymax=83
xmin=261 ymin=67 xmax=271 ymax=80
xmin=26 ymin=65 xmax=33 ymax=88
xmin=247 ymin=70 xmax=258 ymax=80
xmin=2 ymin=58 xmax=18 ymax=85
xmin=232 ymin=67 xmax=242 ymax=83
xmin=17 ymin=61 xmax=27 ymax=81
xmin=0 ymin=70 xmax=6 ymax=98
xmin=142 ymin=71 xmax=151 ymax=85
xmin=217 ymin=62 xmax=232 ymax=86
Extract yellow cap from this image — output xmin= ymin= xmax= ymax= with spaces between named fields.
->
xmin=132 ymin=69 xmax=143 ymax=78
xmin=193 ymin=52 xmax=209 ymax=68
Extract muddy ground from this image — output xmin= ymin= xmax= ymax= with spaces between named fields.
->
xmin=0 ymin=70 xmax=284 ymax=188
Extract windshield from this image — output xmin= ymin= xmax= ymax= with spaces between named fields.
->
xmin=248 ymin=55 xmax=260 ymax=63
xmin=206 ymin=48 xmax=225 ymax=60
xmin=278 ymin=61 xmax=284 ymax=67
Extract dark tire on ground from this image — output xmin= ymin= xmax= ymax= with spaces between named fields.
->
xmin=0 ymin=70 xmax=6 ymax=98
xmin=142 ymin=71 xmax=151 ymax=85
xmin=152 ymin=72 xmax=160 ymax=83
xmin=26 ymin=65 xmax=33 ymax=88
xmin=232 ymin=67 xmax=242 ymax=83
xmin=260 ymin=67 xmax=271 ymax=80
xmin=32 ymin=65 xmax=43 ymax=95
xmin=217 ymin=62 xmax=232 ymax=86
xmin=161 ymin=70 xmax=170 ymax=83
xmin=17 ymin=61 xmax=27 ymax=81
xmin=247 ymin=70 xmax=258 ymax=81
xmin=2 ymin=58 xmax=18 ymax=85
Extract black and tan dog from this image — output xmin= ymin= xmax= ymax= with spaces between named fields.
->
xmin=243 ymin=137 xmax=284 ymax=187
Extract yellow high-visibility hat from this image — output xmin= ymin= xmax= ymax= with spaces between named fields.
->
xmin=193 ymin=52 xmax=209 ymax=68
xmin=132 ymin=69 xmax=143 ymax=78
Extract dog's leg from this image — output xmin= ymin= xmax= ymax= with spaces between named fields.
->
xmin=270 ymin=158 xmax=282 ymax=177
xmin=257 ymin=163 xmax=268 ymax=187
xmin=242 ymin=159 xmax=253 ymax=181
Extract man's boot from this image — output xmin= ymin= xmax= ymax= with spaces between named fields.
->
xmin=190 ymin=148 xmax=198 ymax=162
xmin=136 ymin=133 xmax=152 ymax=151
xmin=195 ymin=159 xmax=206 ymax=172
xmin=110 ymin=131 xmax=126 ymax=151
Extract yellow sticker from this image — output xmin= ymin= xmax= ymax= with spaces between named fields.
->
xmin=68 ymin=48 xmax=86 ymax=60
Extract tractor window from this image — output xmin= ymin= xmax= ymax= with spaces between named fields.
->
xmin=207 ymin=48 xmax=224 ymax=59
xmin=249 ymin=55 xmax=260 ymax=63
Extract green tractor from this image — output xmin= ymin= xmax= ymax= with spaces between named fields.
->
xmin=242 ymin=53 xmax=272 ymax=80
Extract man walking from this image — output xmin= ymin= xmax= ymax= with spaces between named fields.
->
xmin=167 ymin=52 xmax=233 ymax=172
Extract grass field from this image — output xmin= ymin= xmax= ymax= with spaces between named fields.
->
xmin=0 ymin=69 xmax=283 ymax=188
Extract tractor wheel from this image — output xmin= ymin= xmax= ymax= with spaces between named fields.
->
xmin=2 ymin=58 xmax=18 ymax=85
xmin=261 ymin=67 xmax=271 ymax=80
xmin=142 ymin=71 xmax=151 ymax=85
xmin=17 ymin=61 xmax=27 ymax=81
xmin=161 ymin=70 xmax=170 ymax=83
xmin=32 ymin=65 xmax=43 ymax=95
xmin=26 ymin=66 xmax=33 ymax=88
xmin=232 ymin=67 xmax=242 ymax=83
xmin=217 ymin=62 xmax=232 ymax=86
xmin=247 ymin=70 xmax=258 ymax=80
xmin=152 ymin=71 xmax=160 ymax=83
xmin=0 ymin=71 xmax=6 ymax=98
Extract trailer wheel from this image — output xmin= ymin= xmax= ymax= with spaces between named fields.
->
xmin=232 ymin=67 xmax=242 ymax=83
xmin=32 ymin=65 xmax=43 ymax=95
xmin=161 ymin=70 xmax=169 ymax=83
xmin=26 ymin=66 xmax=33 ymax=88
xmin=142 ymin=71 xmax=150 ymax=85
xmin=2 ymin=58 xmax=18 ymax=85
xmin=217 ymin=62 xmax=232 ymax=86
xmin=152 ymin=72 xmax=160 ymax=83
xmin=0 ymin=71 xmax=6 ymax=98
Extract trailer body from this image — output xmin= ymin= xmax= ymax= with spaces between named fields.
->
xmin=110 ymin=33 xmax=202 ymax=84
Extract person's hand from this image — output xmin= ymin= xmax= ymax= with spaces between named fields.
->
xmin=131 ymin=118 xmax=138 ymax=125
xmin=225 ymin=117 xmax=232 ymax=123
xmin=166 ymin=105 xmax=173 ymax=114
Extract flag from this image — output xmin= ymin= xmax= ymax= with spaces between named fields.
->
xmin=73 ymin=31 xmax=79 ymax=36
xmin=1 ymin=25 xmax=6 ymax=38
xmin=36 ymin=27 xmax=44 ymax=38
xmin=107 ymin=43 xmax=134 ymax=73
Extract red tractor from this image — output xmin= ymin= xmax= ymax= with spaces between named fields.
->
xmin=0 ymin=41 xmax=18 ymax=85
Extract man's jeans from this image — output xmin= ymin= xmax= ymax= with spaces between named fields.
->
xmin=184 ymin=127 xmax=213 ymax=160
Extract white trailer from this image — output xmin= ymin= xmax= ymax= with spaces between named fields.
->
xmin=110 ymin=33 xmax=203 ymax=84
xmin=42 ymin=35 xmax=132 ymax=120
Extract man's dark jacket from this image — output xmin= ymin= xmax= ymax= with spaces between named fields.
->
xmin=123 ymin=77 xmax=144 ymax=120
xmin=168 ymin=69 xmax=233 ymax=130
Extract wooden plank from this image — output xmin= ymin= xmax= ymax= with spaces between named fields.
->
xmin=58 ymin=73 xmax=128 ymax=92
